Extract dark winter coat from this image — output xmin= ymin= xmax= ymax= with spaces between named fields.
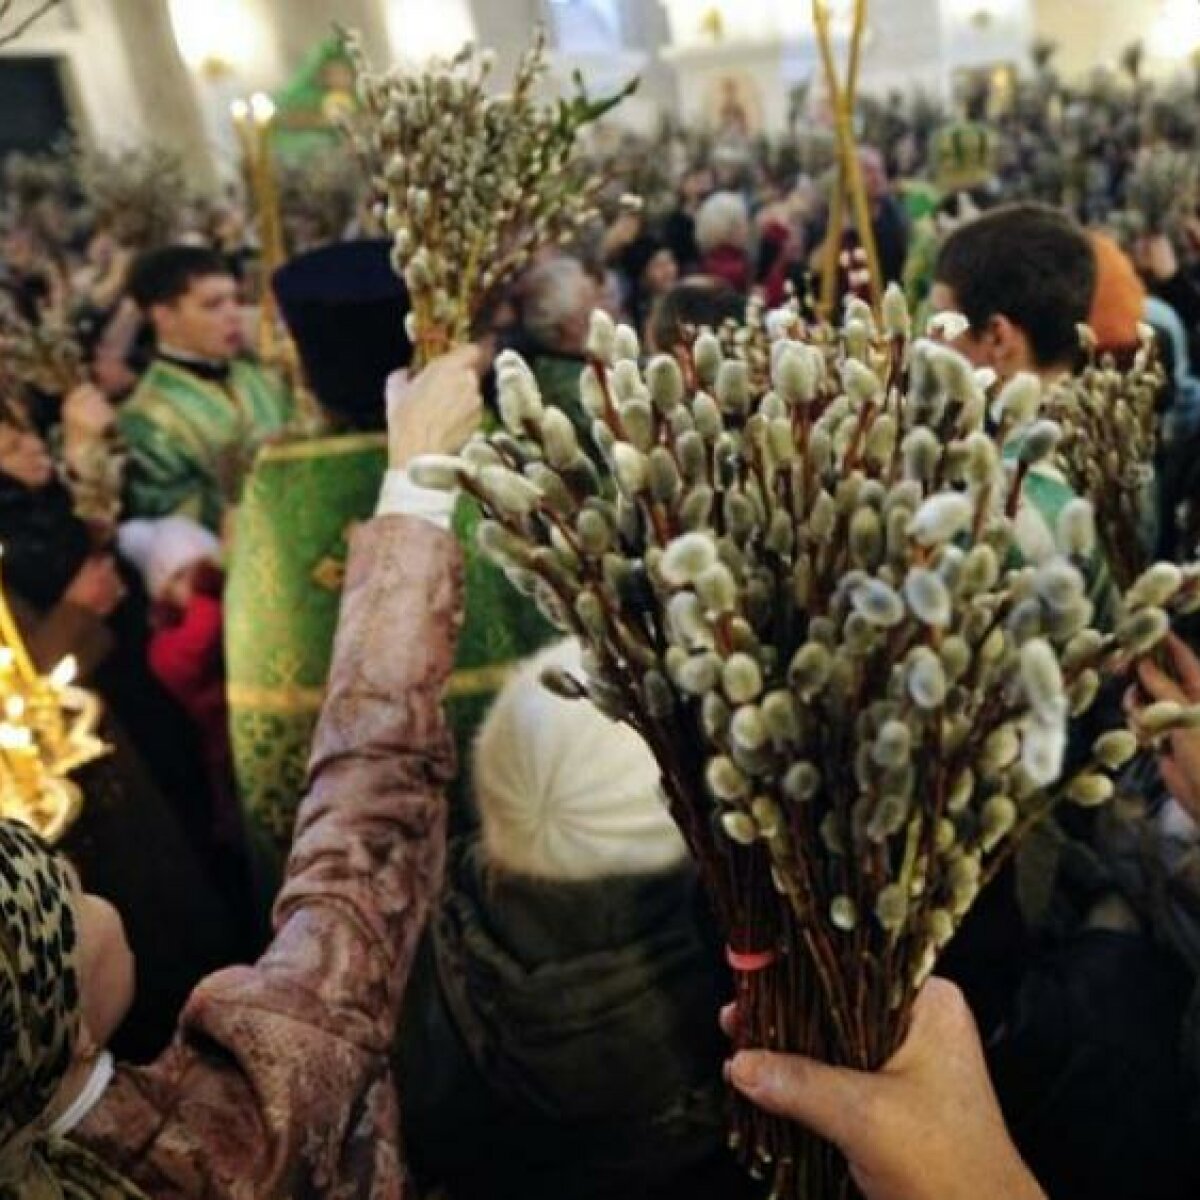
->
xmin=398 ymin=839 xmax=741 ymax=1200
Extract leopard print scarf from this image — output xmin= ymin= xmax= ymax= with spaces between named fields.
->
xmin=0 ymin=820 xmax=146 ymax=1199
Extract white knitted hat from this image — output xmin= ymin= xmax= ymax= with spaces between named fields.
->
xmin=117 ymin=516 xmax=221 ymax=599
xmin=473 ymin=638 xmax=688 ymax=882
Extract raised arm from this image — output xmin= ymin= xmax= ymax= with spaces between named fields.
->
xmin=78 ymin=348 xmax=483 ymax=1197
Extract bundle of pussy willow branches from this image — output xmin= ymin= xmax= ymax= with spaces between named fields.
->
xmin=0 ymin=300 xmax=124 ymax=535
xmin=345 ymin=26 xmax=635 ymax=365
xmin=412 ymin=287 xmax=1200 ymax=1198
xmin=0 ymin=297 xmax=83 ymax=397
xmin=1123 ymin=146 xmax=1198 ymax=237
xmin=1040 ymin=324 xmax=1165 ymax=590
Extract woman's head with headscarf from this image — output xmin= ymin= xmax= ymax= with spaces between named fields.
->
xmin=0 ymin=819 xmax=140 ymax=1197
xmin=0 ymin=821 xmax=79 ymax=1160
xmin=473 ymin=639 xmax=688 ymax=882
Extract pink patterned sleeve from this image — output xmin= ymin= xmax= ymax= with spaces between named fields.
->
xmin=77 ymin=515 xmax=464 ymax=1198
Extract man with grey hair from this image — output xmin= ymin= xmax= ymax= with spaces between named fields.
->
xmin=515 ymin=255 xmax=599 ymax=440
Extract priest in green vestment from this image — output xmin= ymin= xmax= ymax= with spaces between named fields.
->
xmin=120 ymin=245 xmax=294 ymax=532
xmin=225 ymin=240 xmax=552 ymax=904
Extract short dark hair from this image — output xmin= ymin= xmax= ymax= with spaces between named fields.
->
xmin=934 ymin=203 xmax=1096 ymax=369
xmin=128 ymin=245 xmax=232 ymax=310
xmin=649 ymin=280 xmax=746 ymax=353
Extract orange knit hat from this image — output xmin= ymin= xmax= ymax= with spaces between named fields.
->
xmin=1087 ymin=232 xmax=1146 ymax=353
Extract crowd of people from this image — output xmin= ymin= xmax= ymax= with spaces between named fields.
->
xmin=1 ymin=41 xmax=1200 ymax=1200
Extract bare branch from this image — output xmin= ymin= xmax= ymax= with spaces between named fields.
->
xmin=0 ymin=0 xmax=61 ymax=50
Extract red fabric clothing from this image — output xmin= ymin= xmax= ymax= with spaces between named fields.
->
xmin=699 ymin=245 xmax=750 ymax=295
xmin=758 ymin=218 xmax=795 ymax=308
xmin=77 ymin=515 xmax=463 ymax=1197
xmin=149 ymin=592 xmax=227 ymax=757
xmin=148 ymin=592 xmax=237 ymax=841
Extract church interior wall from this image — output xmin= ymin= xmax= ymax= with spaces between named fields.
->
xmin=2 ymin=0 xmax=1197 ymax=184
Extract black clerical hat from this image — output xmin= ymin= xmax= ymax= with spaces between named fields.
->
xmin=272 ymin=238 xmax=412 ymax=429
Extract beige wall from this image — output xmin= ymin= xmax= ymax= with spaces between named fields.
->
xmin=2 ymin=0 xmax=647 ymax=171
xmin=0 ymin=0 xmax=148 ymax=145
xmin=271 ymin=0 xmax=390 ymax=78
xmin=110 ymin=0 xmax=218 ymax=189
xmin=1033 ymin=0 xmax=1185 ymax=80
xmin=0 ymin=1 xmax=215 ymax=186
xmin=5 ymin=0 xmax=1184 ymax=180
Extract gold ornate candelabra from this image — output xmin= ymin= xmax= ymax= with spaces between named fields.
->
xmin=0 ymin=550 xmax=108 ymax=842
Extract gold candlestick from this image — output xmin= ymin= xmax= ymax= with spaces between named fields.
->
xmin=231 ymin=95 xmax=284 ymax=364
xmin=230 ymin=94 xmax=320 ymax=429
xmin=0 ymin=549 xmax=37 ymax=684
xmin=813 ymin=0 xmax=884 ymax=318
xmin=230 ymin=98 xmax=254 ymax=182
xmin=249 ymin=91 xmax=287 ymax=366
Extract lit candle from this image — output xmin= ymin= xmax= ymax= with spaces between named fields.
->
xmin=249 ymin=91 xmax=276 ymax=126
xmin=240 ymin=90 xmax=287 ymax=365
xmin=48 ymin=657 xmax=77 ymax=691
xmin=0 ymin=723 xmax=39 ymax=791
xmin=230 ymin=97 xmax=256 ymax=166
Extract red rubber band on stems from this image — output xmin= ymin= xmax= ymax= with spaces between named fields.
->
xmin=726 ymin=945 xmax=779 ymax=973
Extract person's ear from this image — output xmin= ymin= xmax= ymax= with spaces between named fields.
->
xmin=149 ymin=299 xmax=181 ymax=334
xmin=986 ymin=314 xmax=1030 ymax=375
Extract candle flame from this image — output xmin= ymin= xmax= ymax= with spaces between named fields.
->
xmin=49 ymin=657 xmax=77 ymax=689
xmin=249 ymin=91 xmax=276 ymax=125
xmin=0 ymin=724 xmax=33 ymax=750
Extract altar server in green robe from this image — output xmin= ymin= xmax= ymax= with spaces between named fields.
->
xmin=120 ymin=245 xmax=294 ymax=531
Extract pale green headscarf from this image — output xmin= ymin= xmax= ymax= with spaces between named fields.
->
xmin=0 ymin=819 xmax=146 ymax=1199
